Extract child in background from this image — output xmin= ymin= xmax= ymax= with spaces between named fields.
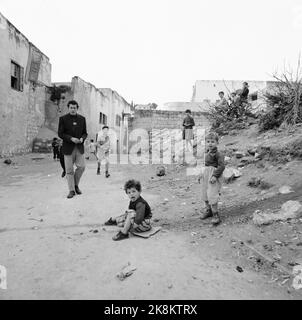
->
xmin=198 ymin=132 xmax=225 ymax=226
xmin=104 ymin=179 xmax=152 ymax=241
xmin=52 ymin=137 xmax=60 ymax=160
xmin=58 ymin=139 xmax=66 ymax=178
xmin=85 ymin=139 xmax=97 ymax=160
xmin=182 ymin=109 xmax=195 ymax=152
xmin=96 ymin=126 xmax=110 ymax=178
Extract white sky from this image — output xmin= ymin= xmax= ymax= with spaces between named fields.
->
xmin=1 ymin=0 xmax=302 ymax=105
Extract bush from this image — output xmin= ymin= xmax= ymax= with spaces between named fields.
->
xmin=260 ymin=57 xmax=302 ymax=131
xmin=258 ymin=107 xmax=283 ymax=131
xmin=208 ymin=101 xmax=254 ymax=134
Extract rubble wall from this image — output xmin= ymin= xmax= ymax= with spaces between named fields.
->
xmin=128 ymin=110 xmax=210 ymax=157
xmin=129 ymin=110 xmax=210 ymax=131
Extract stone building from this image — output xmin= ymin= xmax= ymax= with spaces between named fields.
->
xmin=0 ymin=12 xmax=52 ymax=156
xmin=45 ymin=76 xmax=131 ymax=154
xmin=191 ymin=80 xmax=271 ymax=111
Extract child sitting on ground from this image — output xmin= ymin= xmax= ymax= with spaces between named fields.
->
xmin=104 ymin=179 xmax=152 ymax=241
xmin=198 ymin=132 xmax=225 ymax=226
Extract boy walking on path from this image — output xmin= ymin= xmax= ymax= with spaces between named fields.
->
xmin=198 ymin=132 xmax=225 ymax=225
xmin=96 ymin=126 xmax=110 ymax=178
xmin=104 ymin=180 xmax=152 ymax=241
xmin=58 ymin=100 xmax=88 ymax=199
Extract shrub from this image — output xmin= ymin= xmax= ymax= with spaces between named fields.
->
xmin=260 ymin=56 xmax=302 ymax=131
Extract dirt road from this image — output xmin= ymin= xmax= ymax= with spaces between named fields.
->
xmin=0 ymin=154 xmax=300 ymax=299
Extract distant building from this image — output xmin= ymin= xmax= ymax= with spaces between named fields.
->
xmin=134 ymin=103 xmax=158 ymax=110
xmin=157 ymin=102 xmax=209 ymax=112
xmin=0 ymin=11 xmax=52 ymax=156
xmin=191 ymin=80 xmax=274 ymax=111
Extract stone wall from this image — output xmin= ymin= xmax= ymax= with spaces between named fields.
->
xmin=128 ymin=110 xmax=210 ymax=158
xmin=129 ymin=110 xmax=210 ymax=131
xmin=0 ymin=12 xmax=51 ymax=156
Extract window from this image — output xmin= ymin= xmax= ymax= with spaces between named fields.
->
xmin=11 ymin=61 xmax=24 ymax=91
xmin=116 ymin=115 xmax=122 ymax=127
xmin=99 ymin=112 xmax=108 ymax=125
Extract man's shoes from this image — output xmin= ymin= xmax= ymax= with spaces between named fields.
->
xmin=200 ymin=207 xmax=213 ymax=220
xmin=75 ymin=186 xmax=82 ymax=195
xmin=106 ymin=172 xmax=110 ymax=178
xmin=112 ymin=231 xmax=129 ymax=241
xmin=61 ymin=171 xmax=66 ymax=178
xmin=67 ymin=191 xmax=76 ymax=199
xmin=211 ymin=213 xmax=221 ymax=226
xmin=104 ymin=217 xmax=117 ymax=226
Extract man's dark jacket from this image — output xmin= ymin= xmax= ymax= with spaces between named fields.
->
xmin=58 ymin=113 xmax=88 ymax=155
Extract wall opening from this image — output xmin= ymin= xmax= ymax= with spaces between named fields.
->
xmin=11 ymin=60 xmax=24 ymax=92
xmin=115 ymin=115 xmax=122 ymax=127
xmin=99 ymin=112 xmax=108 ymax=125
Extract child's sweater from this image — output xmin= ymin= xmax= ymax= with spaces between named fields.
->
xmin=205 ymin=147 xmax=225 ymax=178
xmin=129 ymin=196 xmax=152 ymax=225
xmin=183 ymin=115 xmax=195 ymax=129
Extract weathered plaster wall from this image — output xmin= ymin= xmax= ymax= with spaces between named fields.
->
xmin=192 ymin=80 xmax=268 ymax=103
xmin=0 ymin=12 xmax=51 ymax=156
xmin=191 ymin=80 xmax=272 ymax=112
xmin=46 ymin=77 xmax=131 ymax=152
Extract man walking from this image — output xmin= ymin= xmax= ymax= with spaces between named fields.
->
xmin=58 ymin=100 xmax=88 ymax=199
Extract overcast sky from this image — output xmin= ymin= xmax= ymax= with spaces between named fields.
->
xmin=1 ymin=0 xmax=302 ymax=105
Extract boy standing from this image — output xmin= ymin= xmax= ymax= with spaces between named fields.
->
xmin=104 ymin=179 xmax=152 ymax=241
xmin=96 ymin=126 xmax=111 ymax=178
xmin=182 ymin=109 xmax=195 ymax=152
xmin=198 ymin=132 xmax=225 ymax=226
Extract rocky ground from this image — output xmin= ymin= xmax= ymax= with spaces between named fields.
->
xmin=0 ymin=124 xmax=302 ymax=299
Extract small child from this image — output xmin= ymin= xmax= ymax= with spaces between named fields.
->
xmin=58 ymin=139 xmax=66 ymax=178
xmin=198 ymin=132 xmax=225 ymax=225
xmin=52 ymin=137 xmax=60 ymax=160
xmin=182 ymin=109 xmax=195 ymax=151
xmin=96 ymin=126 xmax=110 ymax=178
xmin=104 ymin=179 xmax=152 ymax=241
